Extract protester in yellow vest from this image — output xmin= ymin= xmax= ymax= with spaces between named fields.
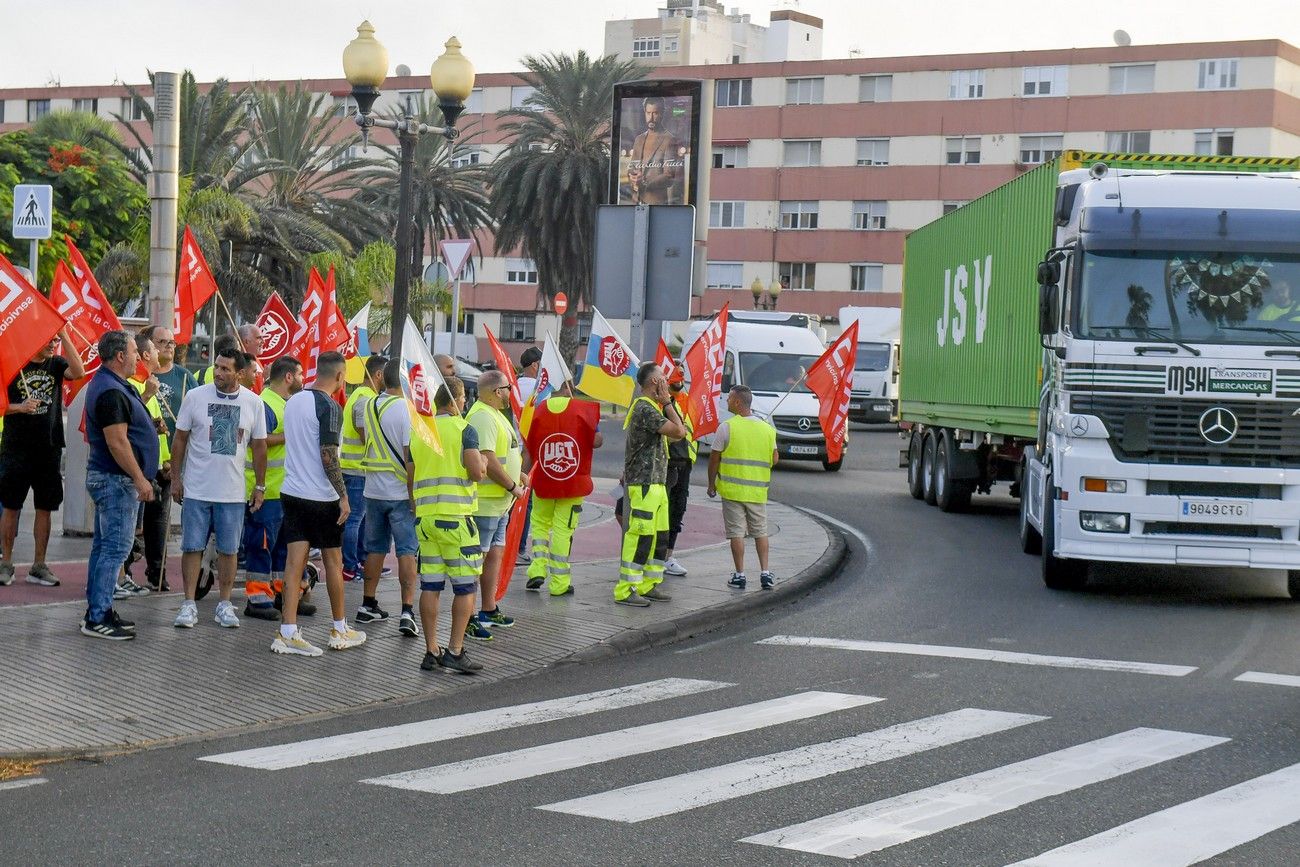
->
xmin=117 ymin=332 xmax=172 ymax=598
xmin=409 ymin=376 xmax=488 ymax=674
xmin=340 ymin=357 xmax=385 ymax=581
xmin=662 ymin=382 xmax=697 ymax=578
xmin=707 ymin=385 xmax=778 ymax=590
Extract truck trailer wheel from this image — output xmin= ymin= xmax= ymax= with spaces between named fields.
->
xmin=1287 ymin=571 xmax=1300 ymax=600
xmin=921 ymin=432 xmax=938 ymax=505
xmin=1041 ymin=476 xmax=1088 ymax=591
xmin=822 ymin=458 xmax=843 ymax=472
xmin=934 ymin=434 xmax=972 ymax=513
xmin=907 ymin=431 xmax=926 ymax=499
xmin=1019 ymin=468 xmax=1042 ymax=555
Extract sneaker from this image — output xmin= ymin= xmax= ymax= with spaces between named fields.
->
xmin=341 ymin=568 xmax=359 ymax=583
xmin=271 ymin=629 xmax=323 ymax=657
xmin=81 ymin=618 xmax=134 ymax=640
xmin=478 ymin=608 xmax=515 ymax=628
xmin=379 ymin=566 xmax=395 ymax=578
xmin=616 ymin=592 xmax=651 ymax=607
xmin=118 ymin=577 xmax=151 ymax=597
xmin=147 ymin=577 xmax=171 ymax=593
xmin=244 ymin=602 xmax=281 ymax=621
xmin=173 ymin=600 xmax=199 ymax=628
xmin=642 ymin=586 xmax=672 ymax=602
xmin=516 ymin=553 xmax=532 ymax=566
xmin=420 ymin=650 xmax=442 ymax=671
xmin=525 ymin=577 xmax=544 ymax=592
xmin=109 ymin=610 xmax=136 ymax=633
xmin=728 ymin=573 xmax=747 ymax=590
xmin=355 ymin=603 xmax=389 ymax=623
xmin=465 ymin=619 xmax=494 ymax=642
xmin=214 ymin=600 xmax=241 ymax=628
xmin=760 ymin=571 xmax=775 ymax=590
xmin=0 ymin=562 xmax=14 ymax=586
xmin=328 ymin=626 xmax=367 ymax=650
xmin=26 ymin=564 xmax=60 ymax=587
xmin=113 ymin=582 xmax=131 ymax=600
xmin=663 ymin=557 xmax=687 ymax=577
xmin=398 ymin=611 xmax=420 ymax=637
xmin=439 ymin=648 xmax=483 ymax=674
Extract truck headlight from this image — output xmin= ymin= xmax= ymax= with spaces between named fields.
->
xmin=1080 ymin=511 xmax=1129 ymax=533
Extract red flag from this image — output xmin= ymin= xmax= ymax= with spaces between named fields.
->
xmin=654 ymin=338 xmax=683 ymax=385
xmin=320 ymin=265 xmax=348 ymax=352
xmin=286 ymin=268 xmax=327 ymax=377
xmin=682 ymin=303 xmax=729 ymax=438
xmin=254 ymin=291 xmax=296 ymax=364
xmin=0 ymin=253 xmax=69 ymax=413
xmin=483 ymin=324 xmax=522 ymax=417
xmin=495 ymin=468 xmax=535 ymax=602
xmin=806 ymin=320 xmax=859 ymax=465
xmin=173 ymin=226 xmax=219 ymax=344
xmin=52 ymin=260 xmax=121 ymax=405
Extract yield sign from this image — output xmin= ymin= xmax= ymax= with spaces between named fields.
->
xmin=438 ymin=238 xmax=474 ymax=281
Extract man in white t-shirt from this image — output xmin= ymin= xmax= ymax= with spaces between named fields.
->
xmin=171 ymin=348 xmax=268 ymax=629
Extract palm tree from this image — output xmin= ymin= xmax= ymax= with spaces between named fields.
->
xmin=489 ymin=51 xmax=643 ymax=356
xmin=30 ymin=110 xmax=124 ymax=159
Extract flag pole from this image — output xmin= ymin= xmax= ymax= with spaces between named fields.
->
xmin=214 ymin=289 xmax=241 ymax=336
xmin=765 ymin=370 xmax=810 ymax=420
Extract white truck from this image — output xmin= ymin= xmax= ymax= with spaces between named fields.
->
xmin=839 ymin=306 xmax=900 ymax=424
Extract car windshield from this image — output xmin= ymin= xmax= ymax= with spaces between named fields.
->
xmin=1078 ymin=250 xmax=1300 ymax=345
xmin=740 ymin=352 xmax=821 ymax=393
xmin=854 ymin=342 xmax=891 ymax=372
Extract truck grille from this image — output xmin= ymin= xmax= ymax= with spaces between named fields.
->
xmin=1142 ymin=522 xmax=1283 ymax=540
xmin=1072 ymin=395 xmax=1300 ymax=469
xmin=772 ymin=415 xmax=820 ymax=436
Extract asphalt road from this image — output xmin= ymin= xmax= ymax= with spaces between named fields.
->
xmin=5 ymin=424 xmax=1300 ymax=865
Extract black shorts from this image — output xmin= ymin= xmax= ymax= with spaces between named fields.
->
xmin=281 ymin=494 xmax=343 ymax=549
xmin=0 ymin=450 xmax=64 ymax=512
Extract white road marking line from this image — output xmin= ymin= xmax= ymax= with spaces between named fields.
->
xmin=0 ymin=777 xmax=48 ymax=792
xmin=1008 ymin=761 xmax=1300 ymax=866
xmin=364 ymin=691 xmax=881 ymax=795
xmin=1234 ymin=671 xmax=1300 ymax=688
xmin=539 ymin=708 xmax=1045 ymax=822
xmin=741 ymin=727 xmax=1228 ymax=860
xmin=758 ymin=635 xmax=1198 ymax=678
xmin=199 ymin=678 xmax=732 ymax=770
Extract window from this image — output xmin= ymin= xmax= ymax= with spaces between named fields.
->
xmin=510 ymin=86 xmax=537 ymax=108
xmin=500 ymin=312 xmax=536 ymax=342
xmin=664 ymin=38 xmax=679 ymax=54
xmin=1194 ymin=129 xmax=1235 ymax=156
xmin=712 ymin=144 xmax=748 ymax=168
xmin=856 ymin=138 xmax=890 ymax=166
xmin=450 ymin=149 xmax=482 ymax=168
xmin=779 ymin=201 xmax=819 ymax=230
xmin=708 ymin=201 xmax=746 ymax=228
xmin=945 ymin=136 xmax=981 ymax=165
xmin=1023 ymin=65 xmax=1068 ymax=97
xmin=850 ymin=264 xmax=885 ymax=293
xmin=1109 ymin=64 xmax=1154 ymax=94
xmin=785 ymin=77 xmax=824 ymax=105
xmin=457 ymin=313 xmax=476 ymax=336
xmin=782 ymin=139 xmax=821 ymax=167
xmin=852 ymin=201 xmax=888 ymax=230
xmin=576 ymin=312 xmax=593 ymax=343
xmin=505 ymin=258 xmax=538 ymax=284
xmin=466 ymin=88 xmax=484 ymax=114
xmin=632 ymin=37 xmax=661 ymax=58
xmin=942 ymin=201 xmax=967 ymax=215
xmin=73 ymin=97 xmax=98 ymax=114
xmin=716 ymin=78 xmax=753 ymax=107
xmin=1106 ymin=130 xmax=1151 ymax=153
xmin=707 ymin=262 xmax=744 ymax=289
xmin=332 ymin=95 xmax=357 ymax=118
xmin=26 ymin=99 xmax=50 ymax=122
xmin=1019 ymin=134 xmax=1064 ymax=164
xmin=779 ymin=262 xmax=816 ymax=291
xmin=398 ymin=90 xmax=422 ymax=115
xmin=0 ymin=102 xmax=4 ymax=123
xmin=858 ymin=75 xmax=892 ymax=102
xmin=949 ymin=69 xmax=985 ymax=99
xmin=1198 ymin=58 xmax=1238 ymax=90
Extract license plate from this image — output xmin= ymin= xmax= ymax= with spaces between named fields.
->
xmin=849 ymin=402 xmax=862 ymax=410
xmin=873 ymin=403 xmax=890 ymax=412
xmin=789 ymin=445 xmax=818 ymax=455
xmin=1180 ymin=499 xmax=1252 ymax=521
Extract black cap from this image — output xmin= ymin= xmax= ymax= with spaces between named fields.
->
xmin=520 ymin=347 xmax=542 ymax=367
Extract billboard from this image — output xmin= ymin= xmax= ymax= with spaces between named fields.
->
xmin=610 ymin=79 xmax=703 ymax=207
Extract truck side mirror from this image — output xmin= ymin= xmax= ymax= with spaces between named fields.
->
xmin=1038 ymin=283 xmax=1060 ymax=335
xmin=1037 ymin=260 xmax=1060 ymax=287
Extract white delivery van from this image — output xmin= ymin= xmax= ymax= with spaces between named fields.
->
xmin=683 ymin=310 xmax=842 ymax=471
xmin=839 ymin=306 xmax=900 ymax=424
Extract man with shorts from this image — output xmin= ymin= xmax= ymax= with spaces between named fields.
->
xmin=410 ymin=376 xmax=486 ymax=674
xmin=0 ymin=326 xmax=86 ymax=586
xmin=707 ymin=385 xmax=778 ymax=590
xmin=272 ymin=351 xmax=366 ymax=656
xmin=171 ymin=348 xmax=268 ymax=629
xmin=357 ymin=357 xmax=419 ymax=636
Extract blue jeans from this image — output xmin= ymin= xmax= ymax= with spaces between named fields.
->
xmin=364 ymin=498 xmax=419 ymax=558
xmin=86 ymin=470 xmax=138 ymax=623
xmin=243 ymin=498 xmax=285 ymax=576
xmin=342 ymin=473 xmax=367 ymax=572
xmin=180 ymin=498 xmax=245 ymax=554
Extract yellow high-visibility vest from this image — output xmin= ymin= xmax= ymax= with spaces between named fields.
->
xmin=340 ymin=385 xmax=376 ymax=471
xmin=410 ymin=413 xmax=477 ymax=517
xmin=466 ymin=399 xmax=520 ymax=501
xmin=245 ymin=388 xmax=285 ymax=499
xmin=361 ymin=393 xmax=407 ymax=477
xmin=715 ymin=415 xmax=776 ymax=504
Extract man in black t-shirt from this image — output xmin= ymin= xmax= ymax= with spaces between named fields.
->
xmin=0 ymin=326 xmax=86 ymax=587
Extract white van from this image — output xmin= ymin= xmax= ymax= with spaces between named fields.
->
xmin=683 ymin=310 xmax=842 ymax=471
xmin=839 ymin=306 xmax=900 ymax=424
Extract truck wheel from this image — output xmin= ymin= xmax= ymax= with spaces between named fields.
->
xmin=935 ymin=434 xmax=971 ymax=513
xmin=907 ymin=431 xmax=925 ymax=499
xmin=1287 ymin=571 xmax=1300 ymax=600
xmin=1041 ymin=476 xmax=1088 ymax=591
xmin=921 ymin=432 xmax=938 ymax=505
xmin=822 ymin=458 xmax=843 ymax=472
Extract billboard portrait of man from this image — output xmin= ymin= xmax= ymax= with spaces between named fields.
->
xmin=617 ymin=95 xmax=692 ymax=205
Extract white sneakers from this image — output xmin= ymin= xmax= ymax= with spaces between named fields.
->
xmin=271 ymin=629 xmax=323 ymax=657
xmin=214 ymin=600 xmax=240 ymax=628
xmin=663 ymin=558 xmax=688 ymax=577
xmin=328 ymin=626 xmax=367 ymax=650
xmin=173 ymin=599 xmax=240 ymax=628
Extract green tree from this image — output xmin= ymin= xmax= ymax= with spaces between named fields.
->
xmin=489 ymin=51 xmax=643 ymax=356
xmin=307 ymin=242 xmax=451 ymax=341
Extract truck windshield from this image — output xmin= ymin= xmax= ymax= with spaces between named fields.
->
xmin=740 ymin=352 xmax=821 ymax=393
xmin=1078 ymin=250 xmax=1300 ymax=345
xmin=854 ymin=342 xmax=891 ymax=372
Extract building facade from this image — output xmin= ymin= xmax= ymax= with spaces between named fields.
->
xmin=604 ymin=2 xmax=823 ymax=67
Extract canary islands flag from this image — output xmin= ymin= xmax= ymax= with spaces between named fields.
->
xmin=577 ymin=308 xmax=640 ymax=407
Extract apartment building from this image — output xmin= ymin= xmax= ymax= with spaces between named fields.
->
xmin=604 ymin=1 xmax=823 ymax=67
xmin=3 ymin=38 xmax=1299 ymax=359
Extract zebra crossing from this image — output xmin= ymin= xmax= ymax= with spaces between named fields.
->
xmin=198 ymin=675 xmax=1300 ymax=863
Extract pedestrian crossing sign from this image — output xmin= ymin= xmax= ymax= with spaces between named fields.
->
xmin=11 ymin=184 xmax=53 ymax=240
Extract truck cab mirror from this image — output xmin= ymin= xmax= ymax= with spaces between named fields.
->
xmin=1038 ymin=283 xmax=1060 ymax=336
xmin=1037 ymin=260 xmax=1060 ymax=287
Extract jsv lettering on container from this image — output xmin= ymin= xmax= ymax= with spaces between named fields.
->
xmin=935 ymin=256 xmax=992 ymax=347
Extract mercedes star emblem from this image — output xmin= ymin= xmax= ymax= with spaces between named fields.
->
xmin=1197 ymin=406 xmax=1239 ymax=445
xmin=1070 ymin=416 xmax=1089 ymax=436
xmin=797 ymin=417 xmax=812 ymax=431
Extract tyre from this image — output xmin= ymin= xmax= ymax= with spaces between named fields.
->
xmin=1287 ymin=571 xmax=1300 ymax=600
xmin=907 ymin=431 xmax=925 ymax=499
xmin=921 ymin=432 xmax=938 ymax=506
xmin=1041 ymin=476 xmax=1088 ymax=591
xmin=934 ymin=433 xmax=972 ymax=513
xmin=822 ymin=458 xmax=843 ymax=472
xmin=1019 ymin=466 xmax=1042 ymax=555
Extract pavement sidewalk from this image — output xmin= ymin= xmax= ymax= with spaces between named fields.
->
xmin=0 ymin=478 xmax=843 ymax=758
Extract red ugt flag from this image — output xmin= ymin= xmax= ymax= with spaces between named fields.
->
xmin=254 ymin=291 xmax=296 ymax=364
xmin=805 ymin=320 xmax=859 ymax=465
xmin=682 ymin=302 xmax=729 ymax=438
xmin=483 ymin=324 xmax=523 ymax=417
xmin=0 ymin=252 xmax=69 ymax=415
xmin=173 ymin=226 xmax=219 ymax=344
xmin=52 ymin=260 xmax=121 ymax=405
xmin=654 ymin=338 xmax=683 ymax=385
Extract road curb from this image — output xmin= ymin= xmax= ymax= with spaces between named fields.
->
xmin=555 ymin=513 xmax=849 ymax=666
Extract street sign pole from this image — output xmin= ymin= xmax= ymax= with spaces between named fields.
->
xmin=449 ymin=275 xmax=461 ymax=361
xmin=437 ymin=238 xmax=474 ymax=362
xmin=28 ymin=239 xmax=37 ymax=281
xmin=629 ymin=204 xmax=650 ymax=361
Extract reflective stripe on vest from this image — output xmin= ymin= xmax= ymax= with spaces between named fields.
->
xmin=465 ymin=399 xmax=516 ymax=500
xmin=340 ymin=386 xmax=376 ymax=470
xmin=715 ymin=415 xmax=775 ymax=504
xmin=409 ymin=413 xmax=478 ymax=516
xmin=362 ymin=394 xmax=407 ymax=477
xmin=247 ymin=389 xmax=286 ymax=499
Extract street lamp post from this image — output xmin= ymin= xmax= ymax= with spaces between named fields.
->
xmin=342 ymin=21 xmax=474 ymax=357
